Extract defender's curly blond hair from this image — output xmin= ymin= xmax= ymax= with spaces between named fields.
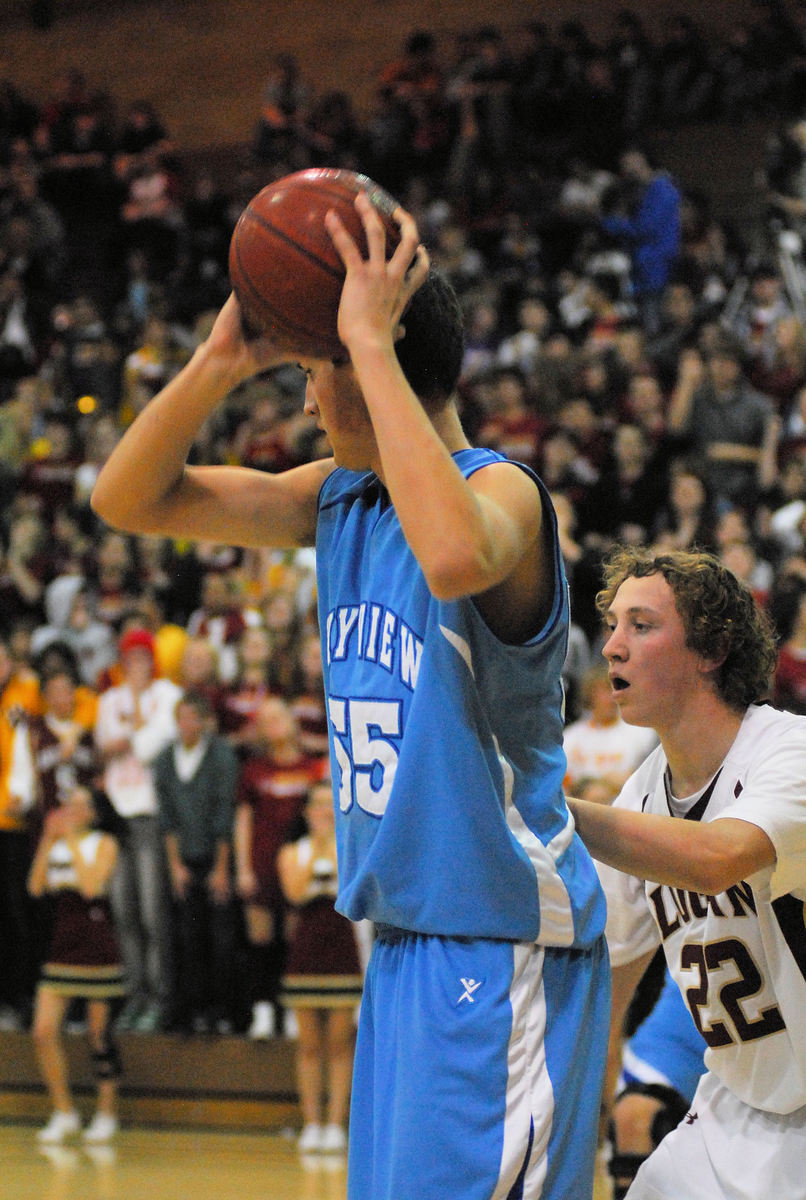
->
xmin=596 ymin=547 xmax=779 ymax=712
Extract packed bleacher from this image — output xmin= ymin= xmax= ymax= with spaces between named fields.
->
xmin=2 ymin=7 xmax=806 ymax=1040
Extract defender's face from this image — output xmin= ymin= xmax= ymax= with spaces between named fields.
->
xmin=601 ymin=573 xmax=705 ymax=732
xmin=300 ymin=359 xmax=376 ymax=470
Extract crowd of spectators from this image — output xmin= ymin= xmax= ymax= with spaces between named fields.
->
xmin=2 ymin=5 xmax=806 ymax=1038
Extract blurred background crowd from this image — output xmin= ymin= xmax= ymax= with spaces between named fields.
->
xmin=2 ymin=3 xmax=806 ymax=1039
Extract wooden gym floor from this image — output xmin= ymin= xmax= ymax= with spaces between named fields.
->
xmin=0 ymin=1029 xmax=611 ymax=1198
xmin=0 ymin=1123 xmax=347 ymax=1200
xmin=0 ymin=1121 xmax=612 ymax=1200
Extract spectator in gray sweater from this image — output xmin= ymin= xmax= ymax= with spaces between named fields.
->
xmin=154 ymin=690 xmax=239 ymax=1034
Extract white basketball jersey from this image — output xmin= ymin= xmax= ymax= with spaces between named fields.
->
xmin=600 ymin=704 xmax=806 ymax=1114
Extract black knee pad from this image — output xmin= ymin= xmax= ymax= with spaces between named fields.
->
xmin=92 ymin=1038 xmax=123 ymax=1081
xmin=609 ymin=1149 xmax=648 ymax=1200
xmin=608 ymin=1082 xmax=689 ymax=1194
xmin=612 ymin=1179 xmax=638 ymax=1200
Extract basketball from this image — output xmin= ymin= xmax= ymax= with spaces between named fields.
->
xmin=228 ymin=167 xmax=401 ymax=359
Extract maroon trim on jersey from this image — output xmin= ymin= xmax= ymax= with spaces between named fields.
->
xmin=662 ymin=767 xmax=723 ymax=822
xmin=772 ymin=893 xmax=806 ymax=984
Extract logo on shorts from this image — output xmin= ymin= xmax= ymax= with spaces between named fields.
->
xmin=457 ymin=978 xmax=483 ymax=1004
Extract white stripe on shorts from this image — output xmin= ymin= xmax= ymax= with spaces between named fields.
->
xmin=493 ymin=942 xmax=552 ymax=1199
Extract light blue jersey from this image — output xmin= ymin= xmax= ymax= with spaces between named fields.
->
xmin=316 ymin=447 xmax=609 ymax=1200
xmin=316 ymin=448 xmax=606 ymax=948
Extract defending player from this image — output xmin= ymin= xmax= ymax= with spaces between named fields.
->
xmin=91 ymin=194 xmax=609 ymax=1197
xmin=567 ymin=547 xmax=806 ymax=1199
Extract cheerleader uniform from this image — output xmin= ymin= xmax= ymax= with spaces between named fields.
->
xmin=40 ymin=831 xmax=126 ymax=1000
xmin=281 ymin=836 xmax=363 ymax=1009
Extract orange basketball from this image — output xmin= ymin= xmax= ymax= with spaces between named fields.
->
xmin=228 ymin=167 xmax=401 ymax=359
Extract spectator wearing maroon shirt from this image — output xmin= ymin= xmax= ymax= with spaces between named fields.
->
xmin=91 ymin=532 xmax=140 ymax=632
xmin=234 ymin=696 xmax=325 ymax=1038
xmin=290 ymin=632 xmax=329 ymax=760
xmin=476 ymin=366 xmax=546 ymax=473
xmin=176 ymin=634 xmax=224 ymax=716
xmin=217 ymin=625 xmax=273 ymax=757
xmin=186 ymin=571 xmax=248 ymax=685
xmin=774 ymin=589 xmax=806 ymax=715
xmin=18 ymin=417 xmax=79 ymax=515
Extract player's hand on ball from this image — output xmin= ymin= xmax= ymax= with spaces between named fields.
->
xmin=325 ymin=192 xmax=429 ymax=354
xmin=204 ymin=293 xmax=296 ymax=383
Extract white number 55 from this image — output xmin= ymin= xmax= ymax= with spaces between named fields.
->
xmin=327 ymin=697 xmax=402 ymax=816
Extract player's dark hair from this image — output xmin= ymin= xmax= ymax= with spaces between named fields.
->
xmin=596 ymin=547 xmax=779 ymax=711
xmin=395 ymin=267 xmax=465 ymax=409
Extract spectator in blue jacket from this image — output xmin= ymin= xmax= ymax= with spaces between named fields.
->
xmin=600 ymin=146 xmax=682 ymax=336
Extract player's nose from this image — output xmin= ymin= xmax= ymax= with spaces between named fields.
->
xmin=303 ymin=386 xmax=319 ymax=418
xmin=602 ymin=625 xmax=626 ymax=661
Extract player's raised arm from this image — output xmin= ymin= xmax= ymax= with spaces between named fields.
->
xmin=324 ymin=194 xmax=552 ymax=639
xmin=91 ymin=294 xmax=333 ymax=550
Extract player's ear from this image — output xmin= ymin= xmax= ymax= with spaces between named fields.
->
xmin=697 ymin=641 xmax=729 ymax=680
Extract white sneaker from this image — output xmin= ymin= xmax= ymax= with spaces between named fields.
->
xmin=283 ymin=1009 xmax=299 ymax=1039
xmin=320 ymin=1123 xmax=347 ymax=1153
xmin=83 ymin=1112 xmax=118 ymax=1143
xmin=248 ymin=1001 xmax=275 ymax=1039
xmin=297 ymin=1123 xmax=323 ymax=1153
xmin=0 ymin=1005 xmax=24 ymax=1032
xmin=37 ymin=1110 xmax=81 ymax=1144
xmin=84 ymin=1144 xmax=117 ymax=1168
xmin=38 ymin=1145 xmax=80 ymax=1169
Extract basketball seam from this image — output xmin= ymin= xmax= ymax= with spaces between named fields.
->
xmin=232 ymin=241 xmax=338 ymax=348
xmin=241 ymin=208 xmax=344 ymax=282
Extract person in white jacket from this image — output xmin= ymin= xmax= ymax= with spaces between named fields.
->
xmin=94 ymin=627 xmax=182 ymax=1031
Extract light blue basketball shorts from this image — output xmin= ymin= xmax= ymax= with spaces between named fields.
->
xmin=347 ymin=927 xmax=610 ymax=1200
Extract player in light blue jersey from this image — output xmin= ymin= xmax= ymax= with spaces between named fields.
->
xmin=92 ymin=186 xmax=609 ymax=1199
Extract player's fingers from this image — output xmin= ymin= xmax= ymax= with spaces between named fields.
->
xmin=325 ymin=208 xmax=362 ymax=269
xmin=409 ymin=242 xmax=430 ymax=282
xmin=354 ymin=191 xmax=387 ymax=260
xmin=401 ymin=243 xmax=430 ymax=301
xmin=391 ymin=205 xmax=422 ymax=273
